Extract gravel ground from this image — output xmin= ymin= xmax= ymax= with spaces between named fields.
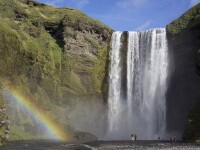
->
xmin=1 ymin=140 xmax=200 ymax=150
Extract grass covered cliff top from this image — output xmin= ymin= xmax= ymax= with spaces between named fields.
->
xmin=167 ymin=3 xmax=200 ymax=35
xmin=0 ymin=0 xmax=112 ymax=30
xmin=0 ymin=0 xmax=112 ymax=103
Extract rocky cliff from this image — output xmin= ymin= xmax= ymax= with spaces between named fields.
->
xmin=0 ymin=83 xmax=9 ymax=145
xmin=0 ymin=0 xmax=112 ymax=141
xmin=183 ymin=98 xmax=200 ymax=143
xmin=166 ymin=3 xmax=200 ymax=142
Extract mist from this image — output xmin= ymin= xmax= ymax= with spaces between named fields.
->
xmin=65 ymin=97 xmax=108 ymax=139
xmin=2 ymin=90 xmax=56 ymax=140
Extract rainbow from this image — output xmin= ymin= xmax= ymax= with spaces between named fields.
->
xmin=4 ymin=86 xmax=72 ymax=141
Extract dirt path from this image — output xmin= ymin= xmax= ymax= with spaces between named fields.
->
xmin=1 ymin=140 xmax=200 ymax=150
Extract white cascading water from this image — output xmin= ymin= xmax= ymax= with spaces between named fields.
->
xmin=108 ymin=28 xmax=168 ymax=140
xmin=107 ymin=31 xmax=123 ymax=136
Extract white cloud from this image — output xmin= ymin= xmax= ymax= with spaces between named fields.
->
xmin=45 ymin=0 xmax=89 ymax=8
xmin=92 ymin=13 xmax=136 ymax=22
xmin=117 ymin=0 xmax=148 ymax=10
xmin=134 ymin=20 xmax=151 ymax=31
xmin=72 ymin=0 xmax=89 ymax=9
xmin=45 ymin=0 xmax=63 ymax=6
xmin=190 ymin=0 xmax=200 ymax=7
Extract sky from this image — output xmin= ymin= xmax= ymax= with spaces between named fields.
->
xmin=37 ymin=0 xmax=200 ymax=31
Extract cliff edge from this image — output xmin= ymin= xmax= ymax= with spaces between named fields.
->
xmin=166 ymin=3 xmax=200 ymax=143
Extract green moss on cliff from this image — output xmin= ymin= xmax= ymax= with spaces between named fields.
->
xmin=167 ymin=4 xmax=200 ymax=60
xmin=0 ymin=0 xmax=112 ymax=140
xmin=90 ymin=44 xmax=109 ymax=95
xmin=183 ymin=99 xmax=200 ymax=143
xmin=167 ymin=3 xmax=200 ymax=143
xmin=167 ymin=3 xmax=200 ymax=35
xmin=9 ymin=126 xmax=35 ymax=141
xmin=0 ymin=22 xmax=21 ymax=78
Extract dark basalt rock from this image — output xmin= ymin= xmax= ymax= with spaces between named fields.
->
xmin=0 ymin=84 xmax=10 ymax=145
xmin=183 ymin=98 xmax=200 ymax=143
xmin=196 ymin=50 xmax=200 ymax=75
xmin=74 ymin=131 xmax=98 ymax=142
xmin=166 ymin=3 xmax=200 ymax=141
xmin=43 ymin=21 xmax=65 ymax=49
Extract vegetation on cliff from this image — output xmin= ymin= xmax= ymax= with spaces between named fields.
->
xmin=0 ymin=0 xmax=112 ymax=141
xmin=0 ymin=84 xmax=9 ymax=145
xmin=183 ymin=98 xmax=200 ymax=144
xmin=167 ymin=3 xmax=200 ymax=143
xmin=167 ymin=3 xmax=200 ymax=35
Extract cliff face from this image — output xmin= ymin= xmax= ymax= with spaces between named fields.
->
xmin=166 ymin=3 xmax=200 ymax=141
xmin=0 ymin=83 xmax=9 ymax=145
xmin=0 ymin=0 xmax=112 ymax=140
xmin=183 ymin=98 xmax=200 ymax=143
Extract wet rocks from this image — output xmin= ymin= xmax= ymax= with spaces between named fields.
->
xmin=0 ymin=88 xmax=9 ymax=145
xmin=183 ymin=98 xmax=200 ymax=143
xmin=166 ymin=3 xmax=200 ymax=140
xmin=74 ymin=131 xmax=98 ymax=142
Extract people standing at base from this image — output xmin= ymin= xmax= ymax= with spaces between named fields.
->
xmin=170 ymin=137 xmax=173 ymax=142
xmin=173 ymin=136 xmax=176 ymax=142
xmin=131 ymin=134 xmax=134 ymax=141
xmin=134 ymin=134 xmax=137 ymax=141
xmin=169 ymin=136 xmax=176 ymax=142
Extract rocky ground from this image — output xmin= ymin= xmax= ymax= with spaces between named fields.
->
xmin=1 ymin=140 xmax=200 ymax=150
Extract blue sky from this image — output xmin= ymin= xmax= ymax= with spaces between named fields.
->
xmin=37 ymin=0 xmax=200 ymax=31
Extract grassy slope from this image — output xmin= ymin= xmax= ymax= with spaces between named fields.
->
xmin=0 ymin=0 xmax=112 ymax=140
xmin=167 ymin=3 xmax=200 ymax=35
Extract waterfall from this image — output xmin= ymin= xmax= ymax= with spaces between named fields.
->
xmin=108 ymin=31 xmax=123 ymax=134
xmin=108 ymin=28 xmax=168 ymax=140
